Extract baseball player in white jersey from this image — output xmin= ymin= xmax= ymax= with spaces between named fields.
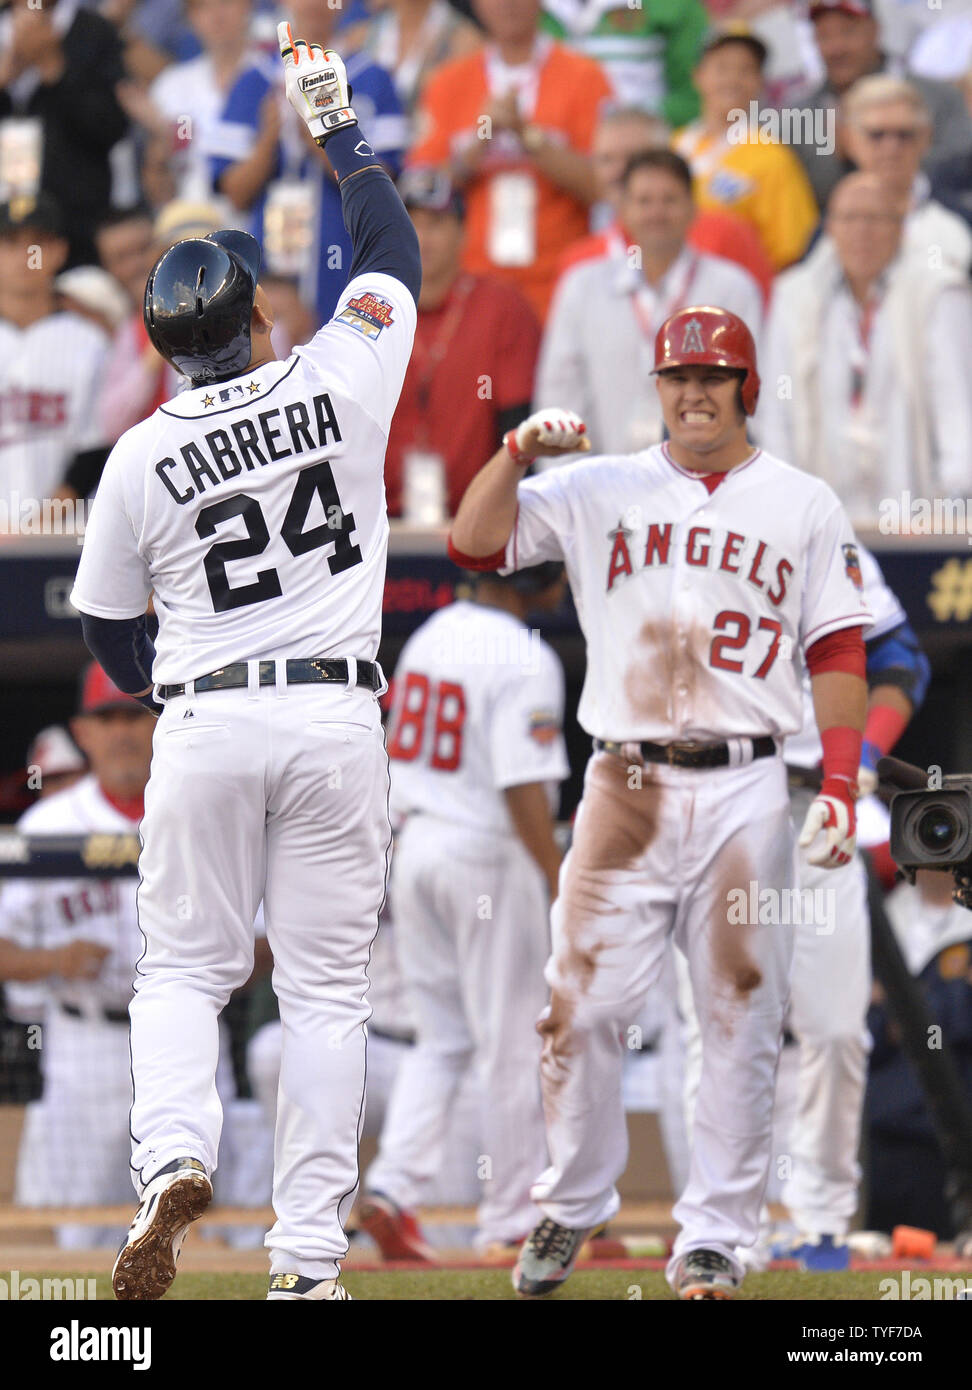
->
xmin=68 ymin=27 xmax=419 ymax=1302
xmin=0 ymin=195 xmax=109 ymax=510
xmin=359 ymin=566 xmax=569 ymax=1256
xmin=0 ymin=667 xmax=154 ymax=1247
xmin=450 ymin=305 xmax=872 ymax=1300
xmin=675 ymin=544 xmax=929 ymax=1268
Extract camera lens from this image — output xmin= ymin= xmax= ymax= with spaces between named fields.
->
xmin=916 ymin=805 xmax=960 ymax=854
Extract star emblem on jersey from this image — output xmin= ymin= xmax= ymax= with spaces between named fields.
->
xmin=680 ymin=317 xmax=706 ymax=354
xmin=336 ymin=292 xmax=395 ymax=340
xmin=202 ymin=394 xmax=215 ymax=408
xmin=247 ymin=380 xmax=260 ymax=395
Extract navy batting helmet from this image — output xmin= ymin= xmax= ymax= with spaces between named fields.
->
xmin=143 ymin=229 xmax=262 ymax=385
xmin=473 ymin=562 xmax=565 ymax=596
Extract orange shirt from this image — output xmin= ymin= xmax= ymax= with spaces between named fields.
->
xmin=558 ymin=210 xmax=775 ymax=305
xmin=409 ymin=40 xmax=613 ymax=320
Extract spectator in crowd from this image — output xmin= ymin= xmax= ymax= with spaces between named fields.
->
xmin=839 ymin=75 xmax=972 ymax=273
xmin=118 ymin=0 xmax=275 ymax=205
xmin=213 ymin=0 xmax=407 ymax=325
xmin=559 ymin=104 xmax=774 ymax=301
xmin=795 ymin=0 xmax=972 ymax=211
xmin=408 ymin=0 xmax=613 ymax=320
xmin=674 ymin=28 xmax=818 ymax=272
xmin=352 ymin=0 xmax=483 ymax=115
xmin=756 ymin=172 xmax=972 ymax=529
xmin=54 ymin=266 xmax=130 ymax=340
xmin=537 ymin=150 xmax=764 ymax=456
xmin=0 ymin=0 xmax=128 ymax=265
xmin=96 ymin=199 xmax=224 ymax=443
xmin=139 ymin=134 xmax=179 ymax=211
xmin=539 ymin=0 xmax=708 ymax=123
xmin=384 ymin=169 xmax=540 ymax=520
xmin=866 ymin=870 xmax=972 ymax=1240
xmin=0 ymin=196 xmax=110 ymax=511
xmin=25 ymin=725 xmax=87 ymax=800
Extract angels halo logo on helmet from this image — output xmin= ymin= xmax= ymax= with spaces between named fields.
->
xmin=651 ymin=305 xmax=761 ymax=416
xmin=143 ymin=229 xmax=262 ymax=386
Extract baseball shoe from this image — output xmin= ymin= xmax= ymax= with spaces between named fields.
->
xmin=771 ymin=1232 xmax=851 ymax=1271
xmin=356 ymin=1191 xmax=436 ymax=1263
xmin=112 ymin=1157 xmax=212 ymax=1301
xmin=512 ymin=1218 xmax=599 ymax=1298
xmin=267 ymin=1274 xmax=351 ymax=1300
xmin=672 ymin=1248 xmax=740 ymax=1300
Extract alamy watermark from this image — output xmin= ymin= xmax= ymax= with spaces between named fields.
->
xmin=0 ymin=1270 xmax=96 ymax=1299
xmin=727 ymin=102 xmax=835 ymax=156
xmin=0 ymin=492 xmax=90 ymax=544
xmin=726 ymin=881 xmax=837 ymax=936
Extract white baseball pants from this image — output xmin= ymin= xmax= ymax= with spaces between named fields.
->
xmin=130 ymin=680 xmax=389 ymax=1281
xmin=365 ymin=815 xmax=551 ymax=1245
xmin=531 ymin=750 xmax=796 ymax=1285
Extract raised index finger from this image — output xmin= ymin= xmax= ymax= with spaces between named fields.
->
xmin=278 ymin=21 xmax=296 ymax=64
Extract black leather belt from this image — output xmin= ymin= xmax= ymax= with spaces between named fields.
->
xmin=61 ymin=1001 xmax=129 ymax=1025
xmin=594 ymin=735 xmax=777 ymax=769
xmin=158 ymin=658 xmax=380 ymax=701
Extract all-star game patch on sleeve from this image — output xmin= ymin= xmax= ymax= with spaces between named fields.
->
xmin=299 ymin=272 xmax=417 ymax=438
xmin=799 ymin=498 xmax=873 ymax=648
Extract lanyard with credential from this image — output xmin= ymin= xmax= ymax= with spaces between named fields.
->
xmin=412 ymin=273 xmax=476 ymax=422
xmin=629 ymin=252 xmax=701 ymax=343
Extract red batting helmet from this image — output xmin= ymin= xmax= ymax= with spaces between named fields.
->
xmin=652 ymin=306 xmax=761 ymax=416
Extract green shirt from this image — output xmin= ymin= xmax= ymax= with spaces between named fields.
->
xmin=541 ymin=0 xmax=707 ymax=128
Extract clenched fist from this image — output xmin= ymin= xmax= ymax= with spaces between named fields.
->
xmin=505 ymin=408 xmax=591 ymax=465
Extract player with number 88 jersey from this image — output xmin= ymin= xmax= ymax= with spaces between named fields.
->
xmin=450 ymin=307 xmax=873 ymax=1300
xmin=361 ymin=567 xmax=570 ymax=1253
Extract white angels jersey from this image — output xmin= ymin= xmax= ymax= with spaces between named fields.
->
xmin=70 ymin=273 xmax=417 ymax=684
xmin=786 ymin=544 xmax=908 ymax=769
xmin=505 ymin=443 xmax=872 ymax=742
xmin=386 ymin=601 xmax=569 ymax=839
xmin=0 ymin=312 xmax=109 ymax=508
xmin=0 ymin=776 xmax=144 ymax=1014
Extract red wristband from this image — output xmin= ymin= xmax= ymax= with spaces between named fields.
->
xmin=820 ymin=724 xmax=862 ymax=793
xmin=863 ymin=704 xmax=908 ymax=757
xmin=504 ymin=429 xmax=534 ymax=468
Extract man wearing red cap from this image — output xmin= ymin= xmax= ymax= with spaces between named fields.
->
xmin=797 ymin=0 xmax=972 ymax=209
xmin=0 ymin=665 xmax=154 ymax=1246
xmin=450 ymin=305 xmax=871 ymax=1299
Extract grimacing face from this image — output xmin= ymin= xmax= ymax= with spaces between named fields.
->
xmin=655 ymin=365 xmax=748 ymax=456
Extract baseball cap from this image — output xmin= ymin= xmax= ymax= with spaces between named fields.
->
xmin=700 ymin=24 xmax=768 ymax=69
xmin=55 ymin=266 xmax=132 ymax=332
xmin=79 ymin=662 xmax=141 ymax=715
xmin=26 ymin=725 xmax=87 ymax=778
xmin=0 ymin=192 xmax=64 ymax=239
xmin=153 ymin=197 xmax=232 ymax=249
xmin=397 ymin=168 xmax=465 ymax=221
xmin=808 ymin=0 xmax=874 ymax=19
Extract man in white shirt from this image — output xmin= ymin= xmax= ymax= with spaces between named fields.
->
xmin=756 ymin=171 xmax=972 ymax=529
xmin=536 ymin=150 xmax=763 ymax=456
xmin=840 ymin=74 xmax=972 ymax=274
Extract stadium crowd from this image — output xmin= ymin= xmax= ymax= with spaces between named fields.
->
xmin=2 ymin=0 xmax=972 ymax=1274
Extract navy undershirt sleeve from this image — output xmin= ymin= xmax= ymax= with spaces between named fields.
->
xmin=80 ymin=613 xmax=162 ymax=714
xmin=321 ymin=126 xmax=421 ymax=303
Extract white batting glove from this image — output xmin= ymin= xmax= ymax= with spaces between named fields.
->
xmin=505 ymin=408 xmax=591 ymax=465
xmin=798 ymin=783 xmax=857 ymax=869
xmin=278 ymin=22 xmax=356 ymax=144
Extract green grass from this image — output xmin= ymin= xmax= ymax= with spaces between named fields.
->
xmin=37 ymin=1269 xmax=955 ymax=1301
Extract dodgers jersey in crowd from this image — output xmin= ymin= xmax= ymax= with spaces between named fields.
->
xmin=0 ymin=776 xmax=143 ymax=1014
xmin=505 ymin=442 xmax=872 ymax=742
xmin=71 ymin=272 xmax=416 ymax=684
xmin=386 ymin=601 xmax=569 ymax=837
xmin=786 ymin=544 xmax=907 ymax=769
xmin=0 ymin=311 xmax=108 ymax=507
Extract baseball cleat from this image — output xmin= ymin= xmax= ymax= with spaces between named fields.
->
xmin=512 ymin=1218 xmax=599 ymax=1297
xmin=267 ymin=1273 xmax=351 ymax=1300
xmin=356 ymin=1191 xmax=436 ymax=1263
xmin=673 ymin=1248 xmax=740 ymax=1300
xmin=112 ymin=1157 xmax=212 ymax=1301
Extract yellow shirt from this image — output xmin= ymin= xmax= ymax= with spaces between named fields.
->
xmin=673 ymin=122 xmax=818 ymax=271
